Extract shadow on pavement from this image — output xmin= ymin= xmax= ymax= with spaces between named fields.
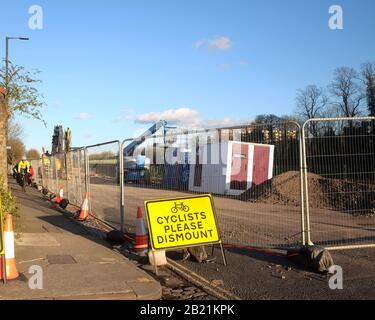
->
xmin=9 ymin=179 xmax=113 ymax=249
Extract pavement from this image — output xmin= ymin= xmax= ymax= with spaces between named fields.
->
xmin=0 ymin=179 xmax=162 ymax=300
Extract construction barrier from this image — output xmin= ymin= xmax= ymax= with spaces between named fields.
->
xmin=30 ymin=158 xmax=43 ymax=186
xmin=32 ymin=117 xmax=375 ymax=251
xmin=86 ymin=141 xmax=121 ymax=229
xmin=120 ymin=121 xmax=305 ymax=249
xmin=66 ymin=148 xmax=85 ymax=207
xmin=302 ymin=117 xmax=375 ymax=249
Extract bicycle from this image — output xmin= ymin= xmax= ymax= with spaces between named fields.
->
xmin=171 ymin=202 xmax=190 ymax=213
xmin=18 ymin=169 xmax=29 ymax=193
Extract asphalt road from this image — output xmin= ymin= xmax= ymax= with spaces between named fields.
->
xmin=169 ymin=246 xmax=375 ymax=299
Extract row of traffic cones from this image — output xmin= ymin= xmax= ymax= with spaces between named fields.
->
xmin=49 ymin=185 xmax=147 ymax=250
xmin=74 ymin=190 xmax=147 ymax=250
xmin=75 ymin=194 xmax=148 ymax=251
xmin=54 ymin=185 xmax=89 ymax=221
xmin=76 ymin=194 xmax=148 ymax=251
xmin=52 ymin=185 xmax=89 ymax=222
xmin=0 ymin=214 xmax=19 ymax=281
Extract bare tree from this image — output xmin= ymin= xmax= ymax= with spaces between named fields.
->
xmin=7 ymin=138 xmax=26 ymax=165
xmin=26 ymin=149 xmax=41 ymax=160
xmin=329 ymin=67 xmax=365 ymax=117
xmin=361 ymin=62 xmax=375 ymax=117
xmin=6 ymin=119 xmax=25 ymax=165
xmin=295 ymin=85 xmax=328 ymax=119
xmin=7 ymin=119 xmax=24 ymax=141
xmin=295 ymin=85 xmax=329 ymax=136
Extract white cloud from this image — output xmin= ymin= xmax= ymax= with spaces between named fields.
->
xmin=135 ymin=107 xmax=248 ymax=129
xmin=194 ymin=36 xmax=233 ymax=52
xmin=76 ymin=112 xmax=91 ymax=120
xmin=135 ymin=108 xmax=200 ymax=125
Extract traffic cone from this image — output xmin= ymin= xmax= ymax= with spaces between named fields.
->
xmin=133 ymin=207 xmax=148 ymax=251
xmin=54 ymin=185 xmax=64 ymax=204
xmin=78 ymin=192 xmax=89 ymax=221
xmin=0 ymin=214 xmax=19 ymax=280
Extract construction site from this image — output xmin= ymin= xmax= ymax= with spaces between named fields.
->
xmin=1 ymin=1 xmax=375 ymax=306
xmin=2 ymin=116 xmax=373 ymax=300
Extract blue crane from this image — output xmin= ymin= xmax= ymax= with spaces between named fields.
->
xmin=124 ymin=120 xmax=169 ymax=183
xmin=123 ymin=120 xmax=167 ymax=156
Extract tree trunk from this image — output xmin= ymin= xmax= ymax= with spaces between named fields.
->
xmin=0 ymin=87 xmax=8 ymax=186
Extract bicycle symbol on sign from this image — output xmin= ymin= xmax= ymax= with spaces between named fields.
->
xmin=171 ymin=202 xmax=190 ymax=213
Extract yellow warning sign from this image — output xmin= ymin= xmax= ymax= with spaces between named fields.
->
xmin=145 ymin=194 xmax=221 ymax=250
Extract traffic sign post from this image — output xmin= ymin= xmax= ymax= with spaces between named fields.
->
xmin=144 ymin=194 xmax=227 ymax=270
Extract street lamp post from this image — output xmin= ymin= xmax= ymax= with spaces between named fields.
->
xmin=2 ymin=36 xmax=29 ymax=285
xmin=5 ymin=36 xmax=29 ymax=109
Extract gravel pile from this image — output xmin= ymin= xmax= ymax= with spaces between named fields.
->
xmin=239 ymin=171 xmax=375 ymax=214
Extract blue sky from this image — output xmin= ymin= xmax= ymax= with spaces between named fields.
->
xmin=1 ymin=0 xmax=374 ymax=152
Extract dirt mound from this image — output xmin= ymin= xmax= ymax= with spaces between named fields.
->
xmin=238 ymin=171 xmax=375 ymax=214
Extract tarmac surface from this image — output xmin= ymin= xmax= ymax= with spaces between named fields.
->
xmin=170 ymin=245 xmax=375 ymax=299
xmin=0 ymin=180 xmax=162 ymax=300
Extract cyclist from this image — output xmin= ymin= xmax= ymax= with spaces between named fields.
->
xmin=17 ymin=156 xmax=31 ymax=177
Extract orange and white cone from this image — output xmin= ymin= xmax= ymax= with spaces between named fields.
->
xmin=133 ymin=207 xmax=148 ymax=251
xmin=0 ymin=214 xmax=19 ymax=280
xmin=78 ymin=192 xmax=89 ymax=221
xmin=54 ymin=185 xmax=64 ymax=204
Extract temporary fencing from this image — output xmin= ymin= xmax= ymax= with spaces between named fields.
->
xmin=32 ymin=117 xmax=375 ymax=251
xmin=120 ymin=122 xmax=304 ymax=249
xmin=302 ymin=117 xmax=375 ymax=249
xmin=86 ymin=141 xmax=121 ymax=229
xmin=66 ymin=148 xmax=85 ymax=206
xmin=30 ymin=158 xmax=43 ymax=186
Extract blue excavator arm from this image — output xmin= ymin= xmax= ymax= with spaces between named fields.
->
xmin=124 ymin=120 xmax=167 ymax=157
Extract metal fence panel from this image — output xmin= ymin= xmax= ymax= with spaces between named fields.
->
xmin=41 ymin=155 xmax=57 ymax=195
xmin=66 ymin=149 xmax=85 ymax=207
xmin=86 ymin=141 xmax=121 ymax=229
xmin=302 ymin=117 xmax=375 ymax=249
xmin=54 ymin=153 xmax=67 ymax=199
xmin=121 ymin=122 xmax=304 ymax=249
xmin=30 ymin=158 xmax=43 ymax=185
